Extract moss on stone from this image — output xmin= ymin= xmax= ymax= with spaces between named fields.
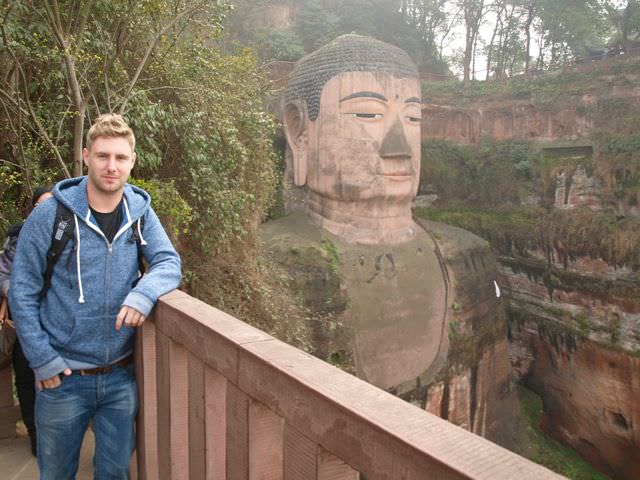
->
xmin=517 ymin=385 xmax=609 ymax=480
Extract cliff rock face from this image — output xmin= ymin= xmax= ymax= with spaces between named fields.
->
xmin=503 ymin=251 xmax=640 ymax=479
xmin=422 ymin=59 xmax=640 ymax=145
xmin=422 ymin=100 xmax=598 ymax=144
xmin=417 ymin=219 xmax=520 ymax=446
xmin=419 ymin=56 xmax=640 ymax=478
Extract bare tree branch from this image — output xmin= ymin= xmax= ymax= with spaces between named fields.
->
xmin=117 ymin=1 xmax=209 ymax=114
xmin=0 ymin=19 xmax=70 ymax=178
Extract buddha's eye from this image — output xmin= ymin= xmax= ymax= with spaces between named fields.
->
xmin=407 ymin=116 xmax=421 ymax=123
xmin=353 ymin=113 xmax=383 ymax=119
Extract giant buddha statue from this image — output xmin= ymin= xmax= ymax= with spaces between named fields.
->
xmin=263 ymin=35 xmax=519 ymax=443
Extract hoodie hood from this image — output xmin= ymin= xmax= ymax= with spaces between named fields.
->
xmin=53 ymin=176 xmax=151 ymax=222
xmin=52 ymin=176 xmax=151 ymax=305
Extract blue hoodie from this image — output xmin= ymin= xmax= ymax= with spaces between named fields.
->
xmin=9 ymin=176 xmax=181 ymax=380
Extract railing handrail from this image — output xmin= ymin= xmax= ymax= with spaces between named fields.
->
xmin=139 ymin=290 xmax=564 ymax=479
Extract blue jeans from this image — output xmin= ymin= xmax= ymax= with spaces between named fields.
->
xmin=35 ymin=364 xmax=138 ymax=480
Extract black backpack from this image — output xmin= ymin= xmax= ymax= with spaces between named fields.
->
xmin=40 ymin=201 xmax=145 ymax=299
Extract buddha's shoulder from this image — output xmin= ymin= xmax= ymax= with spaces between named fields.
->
xmin=261 ymin=211 xmax=336 ymax=271
xmin=262 ymin=210 xmax=325 ymax=247
xmin=415 ymin=217 xmax=492 ymax=259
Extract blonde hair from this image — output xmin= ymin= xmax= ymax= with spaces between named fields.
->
xmin=86 ymin=113 xmax=136 ymax=151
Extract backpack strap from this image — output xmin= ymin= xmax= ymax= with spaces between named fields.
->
xmin=131 ymin=215 xmax=146 ymax=276
xmin=41 ymin=202 xmax=74 ymax=299
xmin=7 ymin=222 xmax=23 ymax=239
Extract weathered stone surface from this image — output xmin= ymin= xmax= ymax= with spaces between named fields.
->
xmin=510 ymin=314 xmax=640 ymax=480
xmin=420 ymin=57 xmax=640 ymax=475
xmin=263 ymin=214 xmax=519 ymax=446
xmin=422 ymin=71 xmax=640 ymax=145
xmin=262 ymin=211 xmax=448 ymax=391
xmin=499 ymin=244 xmax=640 ymax=479
xmin=267 ymin=33 xmax=520 ymax=451
xmin=416 ymin=220 xmax=520 ymax=446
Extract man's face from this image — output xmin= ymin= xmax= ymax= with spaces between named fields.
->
xmin=305 ymin=71 xmax=421 ymax=203
xmin=83 ymin=136 xmax=136 ymax=195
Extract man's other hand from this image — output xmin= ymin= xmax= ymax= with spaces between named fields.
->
xmin=38 ymin=368 xmax=71 ymax=390
xmin=116 ymin=305 xmax=146 ymax=331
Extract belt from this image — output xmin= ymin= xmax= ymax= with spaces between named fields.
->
xmin=70 ymin=355 xmax=133 ymax=376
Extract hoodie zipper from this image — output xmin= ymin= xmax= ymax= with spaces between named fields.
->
xmin=104 ymin=238 xmax=112 ymax=362
xmin=84 ymin=218 xmax=126 ymax=364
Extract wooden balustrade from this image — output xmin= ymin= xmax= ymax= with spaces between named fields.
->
xmin=135 ymin=290 xmax=565 ymax=480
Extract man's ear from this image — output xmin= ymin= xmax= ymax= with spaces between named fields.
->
xmin=283 ymin=100 xmax=308 ymax=186
xmin=82 ymin=147 xmax=90 ymax=167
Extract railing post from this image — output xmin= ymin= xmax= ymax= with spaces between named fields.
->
xmin=136 ymin=321 xmax=159 ymax=480
xmin=205 ymin=367 xmax=227 ymax=479
xmin=249 ymin=401 xmax=284 ymax=480
xmin=157 ymin=330 xmax=189 ymax=480
xmin=227 ymin=382 xmax=250 ymax=479
xmin=284 ymin=425 xmax=316 ymax=480
xmin=188 ymin=354 xmax=206 ymax=480
xmin=317 ymin=448 xmax=359 ymax=480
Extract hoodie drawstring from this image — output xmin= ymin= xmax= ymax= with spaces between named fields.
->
xmin=137 ymin=219 xmax=148 ymax=246
xmin=73 ymin=214 xmax=85 ymax=304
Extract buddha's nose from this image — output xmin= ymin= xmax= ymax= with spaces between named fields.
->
xmin=379 ymin=117 xmax=412 ymax=159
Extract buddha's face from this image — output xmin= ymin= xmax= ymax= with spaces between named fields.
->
xmin=305 ymin=71 xmax=421 ymax=204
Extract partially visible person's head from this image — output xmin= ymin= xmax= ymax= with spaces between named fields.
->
xmin=86 ymin=114 xmax=135 ymax=152
xmin=32 ymin=185 xmax=53 ymax=208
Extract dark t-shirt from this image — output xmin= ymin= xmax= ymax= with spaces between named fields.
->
xmin=91 ymin=200 xmax=123 ymax=243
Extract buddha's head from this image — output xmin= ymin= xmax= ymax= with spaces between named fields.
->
xmin=283 ymin=35 xmax=421 ymax=228
xmin=284 ymin=35 xmax=421 ymax=243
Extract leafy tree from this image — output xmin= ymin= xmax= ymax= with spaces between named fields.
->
xmin=0 ymin=0 xmax=224 ymax=177
xmin=0 ymin=0 xmax=281 ymax=320
xmin=296 ymin=0 xmax=340 ymax=52
xmin=607 ymin=0 xmax=640 ymax=51
xmin=264 ymin=28 xmax=305 ymax=61
xmin=458 ymin=0 xmax=486 ymax=81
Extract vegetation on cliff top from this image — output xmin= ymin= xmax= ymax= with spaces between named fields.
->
xmin=422 ymin=54 xmax=640 ymax=106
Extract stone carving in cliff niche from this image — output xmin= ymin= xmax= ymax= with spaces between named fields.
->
xmin=545 ymin=145 xmax=602 ymax=210
xmin=262 ymin=34 xmax=520 ymax=446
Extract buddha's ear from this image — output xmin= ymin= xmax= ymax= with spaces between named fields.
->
xmin=283 ymin=100 xmax=308 ymax=186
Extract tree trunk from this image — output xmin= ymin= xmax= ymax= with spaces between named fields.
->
xmin=524 ymin=4 xmax=535 ymax=72
xmin=486 ymin=2 xmax=505 ymax=80
xmin=73 ymin=107 xmax=85 ymax=177
xmin=462 ymin=0 xmax=484 ymax=82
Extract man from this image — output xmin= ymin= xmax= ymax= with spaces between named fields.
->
xmin=10 ymin=114 xmax=181 ymax=479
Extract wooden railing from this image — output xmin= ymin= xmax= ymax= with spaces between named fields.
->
xmin=135 ymin=290 xmax=564 ymax=480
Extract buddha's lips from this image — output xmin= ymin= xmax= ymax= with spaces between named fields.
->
xmin=381 ymin=172 xmax=413 ymax=178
